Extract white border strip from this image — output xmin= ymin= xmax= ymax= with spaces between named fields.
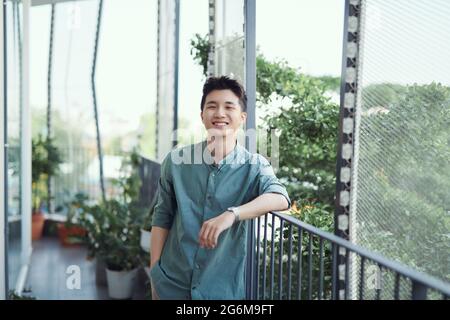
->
xmin=0 ymin=0 xmax=6 ymax=301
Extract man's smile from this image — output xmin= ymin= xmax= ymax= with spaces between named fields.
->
xmin=212 ymin=121 xmax=229 ymax=127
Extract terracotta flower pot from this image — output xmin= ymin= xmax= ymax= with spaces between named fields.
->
xmin=31 ymin=212 xmax=45 ymax=241
xmin=57 ymin=223 xmax=87 ymax=247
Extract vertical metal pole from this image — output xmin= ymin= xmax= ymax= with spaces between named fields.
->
xmin=207 ymin=0 xmax=215 ymax=77
xmin=256 ymin=216 xmax=261 ymax=300
xmin=307 ymin=233 xmax=313 ymax=300
xmin=0 ymin=0 xmax=7 ymax=301
xmin=412 ymin=282 xmax=427 ymax=300
xmin=46 ymin=4 xmax=55 ymax=214
xmin=318 ymin=238 xmax=324 ymax=300
xmin=91 ymin=0 xmax=105 ymax=203
xmin=359 ymin=257 xmax=365 ymax=300
xmin=155 ymin=0 xmax=160 ymax=158
xmin=334 ymin=0 xmax=362 ymax=300
xmin=172 ymin=0 xmax=179 ymax=148
xmin=331 ymin=244 xmax=338 ymax=300
xmin=278 ymin=219 xmax=284 ymax=300
xmin=244 ymin=0 xmax=256 ymax=144
xmin=287 ymin=224 xmax=293 ymax=300
xmin=244 ymin=0 xmax=256 ymax=300
xmin=262 ymin=214 xmax=268 ymax=299
xmin=394 ymin=273 xmax=400 ymax=300
xmin=246 ymin=218 xmax=255 ymax=299
xmin=297 ymin=227 xmax=303 ymax=300
xmin=21 ymin=0 xmax=32 ymax=273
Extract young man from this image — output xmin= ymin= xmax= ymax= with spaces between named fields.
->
xmin=150 ymin=76 xmax=290 ymax=300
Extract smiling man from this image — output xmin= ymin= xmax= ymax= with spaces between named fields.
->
xmin=149 ymin=76 xmax=290 ymax=300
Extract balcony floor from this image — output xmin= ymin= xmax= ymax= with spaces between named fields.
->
xmin=26 ymin=237 xmax=149 ymax=300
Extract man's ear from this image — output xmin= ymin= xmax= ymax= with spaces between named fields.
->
xmin=241 ymin=112 xmax=247 ymax=123
xmin=200 ymin=111 xmax=204 ymax=122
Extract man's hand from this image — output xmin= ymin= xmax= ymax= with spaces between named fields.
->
xmin=198 ymin=211 xmax=235 ymax=249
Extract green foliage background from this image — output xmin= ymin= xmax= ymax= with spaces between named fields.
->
xmin=190 ymin=34 xmax=450 ymax=297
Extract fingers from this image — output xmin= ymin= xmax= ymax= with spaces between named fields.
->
xmin=199 ymin=220 xmax=221 ymax=249
xmin=199 ymin=223 xmax=213 ymax=248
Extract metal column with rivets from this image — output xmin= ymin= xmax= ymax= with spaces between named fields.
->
xmin=334 ymin=0 xmax=362 ymax=300
xmin=207 ymin=0 xmax=215 ymax=77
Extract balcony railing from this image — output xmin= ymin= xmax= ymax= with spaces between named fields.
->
xmin=246 ymin=212 xmax=450 ymax=300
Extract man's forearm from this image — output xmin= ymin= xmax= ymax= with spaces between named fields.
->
xmin=237 ymin=193 xmax=289 ymax=221
xmin=150 ymin=226 xmax=169 ymax=267
xmin=199 ymin=193 xmax=289 ymax=249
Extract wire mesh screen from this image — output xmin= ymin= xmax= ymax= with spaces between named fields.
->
xmin=213 ymin=0 xmax=245 ymax=82
xmin=50 ymin=0 xmax=104 ymax=209
xmin=350 ymin=0 xmax=450 ymax=298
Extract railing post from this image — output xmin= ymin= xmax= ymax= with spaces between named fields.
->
xmin=244 ymin=0 xmax=256 ymax=300
xmin=335 ymin=0 xmax=362 ymax=300
xmin=412 ymin=282 xmax=427 ymax=300
xmin=246 ymin=219 xmax=255 ymax=299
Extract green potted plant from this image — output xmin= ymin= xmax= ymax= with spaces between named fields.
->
xmin=56 ymin=192 xmax=88 ymax=246
xmin=32 ymin=135 xmax=63 ymax=240
xmin=139 ymin=197 xmax=156 ymax=253
xmin=77 ymin=202 xmax=109 ymax=286
xmin=78 ymin=149 xmax=149 ymax=298
xmin=99 ymin=200 xmax=143 ymax=299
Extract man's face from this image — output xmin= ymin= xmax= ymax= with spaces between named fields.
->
xmin=201 ymin=89 xmax=247 ymax=138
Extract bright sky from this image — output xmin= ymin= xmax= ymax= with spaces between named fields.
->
xmin=29 ymin=0 xmax=345 ymax=140
xmin=27 ymin=0 xmax=450 ymax=143
xmin=257 ymin=0 xmax=344 ymax=76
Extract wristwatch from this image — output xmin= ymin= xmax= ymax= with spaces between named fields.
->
xmin=227 ymin=206 xmax=240 ymax=224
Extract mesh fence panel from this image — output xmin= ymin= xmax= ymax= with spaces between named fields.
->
xmin=156 ymin=0 xmax=177 ymax=161
xmin=350 ymin=0 xmax=450 ymax=298
xmin=213 ymin=0 xmax=245 ymax=82
xmin=51 ymin=0 xmax=102 ymax=208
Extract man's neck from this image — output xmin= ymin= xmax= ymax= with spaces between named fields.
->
xmin=206 ymin=136 xmax=237 ymax=164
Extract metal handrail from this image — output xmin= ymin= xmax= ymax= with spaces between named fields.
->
xmin=270 ymin=211 xmax=450 ymax=296
xmin=248 ymin=211 xmax=450 ymax=299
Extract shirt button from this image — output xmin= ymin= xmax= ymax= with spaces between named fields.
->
xmin=196 ymin=264 xmax=200 ymax=269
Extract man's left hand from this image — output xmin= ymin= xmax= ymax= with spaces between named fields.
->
xmin=198 ymin=211 xmax=235 ymax=249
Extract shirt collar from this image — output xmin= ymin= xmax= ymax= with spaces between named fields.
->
xmin=202 ymin=139 xmax=246 ymax=168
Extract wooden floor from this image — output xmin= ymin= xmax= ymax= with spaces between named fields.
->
xmin=26 ymin=237 xmax=149 ymax=300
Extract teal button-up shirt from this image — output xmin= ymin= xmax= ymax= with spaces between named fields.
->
xmin=150 ymin=140 xmax=290 ymax=300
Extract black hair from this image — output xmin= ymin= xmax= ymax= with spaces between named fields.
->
xmin=200 ymin=76 xmax=247 ymax=112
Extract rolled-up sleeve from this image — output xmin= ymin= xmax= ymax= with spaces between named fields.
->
xmin=257 ymin=155 xmax=291 ymax=209
xmin=152 ymin=153 xmax=177 ymax=229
